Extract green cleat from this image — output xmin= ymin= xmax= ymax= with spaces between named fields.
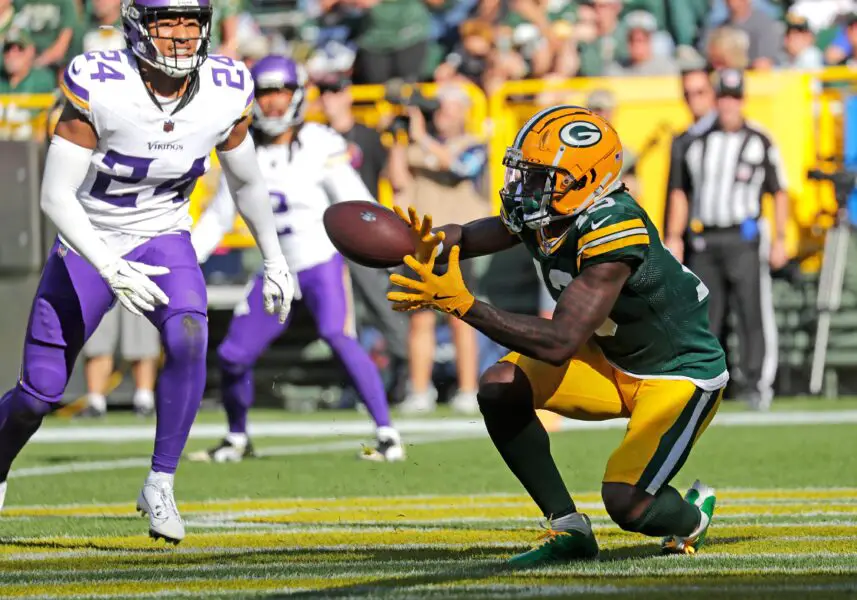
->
xmin=662 ymin=479 xmax=716 ymax=555
xmin=509 ymin=514 xmax=599 ymax=566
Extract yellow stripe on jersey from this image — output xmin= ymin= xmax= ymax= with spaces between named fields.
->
xmin=578 ymin=234 xmax=650 ymax=268
xmin=577 ymin=218 xmax=645 ymax=251
xmin=240 ymin=100 xmax=254 ymax=118
xmin=59 ymin=81 xmax=90 ymax=112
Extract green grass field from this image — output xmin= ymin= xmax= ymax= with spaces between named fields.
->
xmin=2 ymin=400 xmax=857 ymax=599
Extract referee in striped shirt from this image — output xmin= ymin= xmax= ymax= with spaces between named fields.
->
xmin=665 ymin=68 xmax=789 ymax=411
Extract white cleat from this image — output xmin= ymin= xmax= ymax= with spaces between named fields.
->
xmin=0 ymin=480 xmax=6 ymax=512
xmin=360 ymin=427 xmax=405 ymax=462
xmin=187 ymin=435 xmax=255 ymax=463
xmin=136 ymin=478 xmax=185 ymax=544
xmin=449 ymin=390 xmax=480 ymax=415
xmin=397 ymin=387 xmax=438 ymax=415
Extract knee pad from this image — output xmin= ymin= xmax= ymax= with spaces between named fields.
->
xmin=161 ymin=313 xmax=208 ymax=364
xmin=20 ymin=358 xmax=69 ymax=403
xmin=4 ymin=389 xmax=55 ymax=426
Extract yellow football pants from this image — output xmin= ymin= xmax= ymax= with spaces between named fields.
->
xmin=500 ymin=340 xmax=723 ymax=494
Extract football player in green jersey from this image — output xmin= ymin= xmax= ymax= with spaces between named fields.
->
xmin=387 ymin=106 xmax=728 ymax=564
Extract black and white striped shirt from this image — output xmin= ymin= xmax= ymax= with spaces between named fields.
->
xmin=678 ymin=119 xmax=787 ymax=228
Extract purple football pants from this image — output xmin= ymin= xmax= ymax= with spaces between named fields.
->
xmin=0 ymin=232 xmax=208 ymax=480
xmin=217 ymin=253 xmax=390 ymax=434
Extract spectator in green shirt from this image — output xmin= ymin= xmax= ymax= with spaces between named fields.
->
xmin=352 ymin=0 xmax=432 ymax=84
xmin=210 ymin=0 xmax=242 ymax=58
xmin=578 ymin=0 xmax=628 ymax=76
xmin=14 ymin=0 xmax=79 ymax=68
xmin=0 ymin=27 xmax=57 ymax=140
xmin=71 ymin=0 xmax=123 ymax=58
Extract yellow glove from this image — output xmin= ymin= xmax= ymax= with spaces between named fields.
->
xmin=394 ymin=205 xmax=445 ymax=264
xmin=388 ymin=246 xmax=475 ymax=317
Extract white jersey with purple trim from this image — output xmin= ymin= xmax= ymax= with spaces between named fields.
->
xmin=192 ymin=122 xmax=374 ymax=273
xmin=60 ymin=49 xmax=254 ymax=255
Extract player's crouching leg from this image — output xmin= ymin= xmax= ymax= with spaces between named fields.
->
xmin=137 ymin=311 xmax=209 ymax=544
xmin=478 ymin=362 xmax=599 ymax=564
xmin=601 ymin=481 xmax=716 ymax=554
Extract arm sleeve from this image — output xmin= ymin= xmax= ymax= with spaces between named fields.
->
xmin=190 ymin=173 xmax=238 ymax=263
xmin=575 ymin=209 xmax=650 ymax=272
xmin=762 ymin=139 xmax=787 ymax=194
xmin=216 ymin=132 xmax=283 ymax=262
xmin=323 ymin=161 xmax=375 ymax=204
xmin=666 ymin=136 xmax=684 ymax=192
xmin=321 ymin=129 xmax=375 ymax=203
xmin=40 ymin=135 xmax=119 ymax=273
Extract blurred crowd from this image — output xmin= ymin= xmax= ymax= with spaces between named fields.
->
xmin=0 ymin=1 xmax=856 ymax=103
xmin=0 ymin=0 xmax=854 ymax=413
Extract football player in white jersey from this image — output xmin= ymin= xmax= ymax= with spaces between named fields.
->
xmin=190 ymin=55 xmax=404 ymax=462
xmin=0 ymin=0 xmax=295 ymax=544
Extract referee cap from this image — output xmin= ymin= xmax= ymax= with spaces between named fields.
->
xmin=713 ymin=68 xmax=744 ymax=99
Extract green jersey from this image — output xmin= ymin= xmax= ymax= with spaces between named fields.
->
xmin=14 ymin=0 xmax=80 ymax=55
xmin=519 ymin=190 xmax=728 ymax=390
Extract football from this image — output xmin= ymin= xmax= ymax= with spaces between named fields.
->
xmin=323 ymin=201 xmax=414 ymax=268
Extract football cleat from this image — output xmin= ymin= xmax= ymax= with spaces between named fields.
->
xmin=133 ymin=403 xmax=155 ymax=418
xmin=449 ymin=390 xmax=479 ymax=415
xmin=397 ymin=387 xmax=438 ymax=414
xmin=0 ymin=480 xmax=6 ymax=512
xmin=75 ymin=405 xmax=106 ymax=419
xmin=187 ymin=437 xmax=256 ymax=463
xmin=360 ymin=427 xmax=405 ymax=462
xmin=136 ymin=478 xmax=185 ymax=544
xmin=508 ymin=513 xmax=599 ymax=566
xmin=662 ymin=480 xmax=716 ymax=555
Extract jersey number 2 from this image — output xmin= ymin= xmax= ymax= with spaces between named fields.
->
xmin=85 ymin=51 xmax=124 ymax=82
xmin=209 ymin=56 xmax=245 ymax=90
xmin=270 ymin=191 xmax=291 ymax=235
xmin=661 ymin=241 xmax=709 ymax=302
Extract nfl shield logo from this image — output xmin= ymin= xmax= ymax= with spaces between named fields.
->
xmin=163 ymin=120 xmax=175 ymax=132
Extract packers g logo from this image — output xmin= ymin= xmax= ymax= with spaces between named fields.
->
xmin=559 ymin=121 xmax=603 ymax=148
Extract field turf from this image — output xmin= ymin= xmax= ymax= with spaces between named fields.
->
xmin=1 ymin=399 xmax=856 ymax=599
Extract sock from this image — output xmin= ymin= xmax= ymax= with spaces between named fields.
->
xmin=146 ymin=470 xmax=174 ymax=486
xmin=0 ymin=389 xmax=54 ymax=481
xmin=481 ymin=400 xmax=575 ymax=519
xmin=225 ymin=432 xmax=248 ymax=448
xmin=626 ymin=485 xmax=702 ymax=537
xmin=220 ymin=362 xmax=253 ymax=435
xmin=376 ymin=426 xmax=400 ymax=444
xmin=552 ymin=512 xmax=592 ymax=535
xmin=87 ymin=393 xmax=107 ymax=412
xmin=133 ymin=389 xmax=155 ymax=411
xmin=152 ymin=314 xmax=208 ymax=475
xmin=326 ymin=332 xmax=391 ymax=428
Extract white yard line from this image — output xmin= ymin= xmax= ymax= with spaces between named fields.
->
xmin=7 ymin=432 xmax=480 ymax=480
xmin=29 ymin=410 xmax=857 ymax=444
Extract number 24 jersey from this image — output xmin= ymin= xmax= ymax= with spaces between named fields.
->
xmin=60 ymin=49 xmax=253 ymax=254
xmin=520 ymin=190 xmax=728 ymax=391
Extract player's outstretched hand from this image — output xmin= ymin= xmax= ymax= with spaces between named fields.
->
xmin=99 ymin=259 xmax=171 ymax=317
xmin=393 ymin=205 xmax=445 ymax=265
xmin=262 ymin=255 xmax=295 ymax=324
xmin=388 ymin=246 xmax=474 ymax=318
